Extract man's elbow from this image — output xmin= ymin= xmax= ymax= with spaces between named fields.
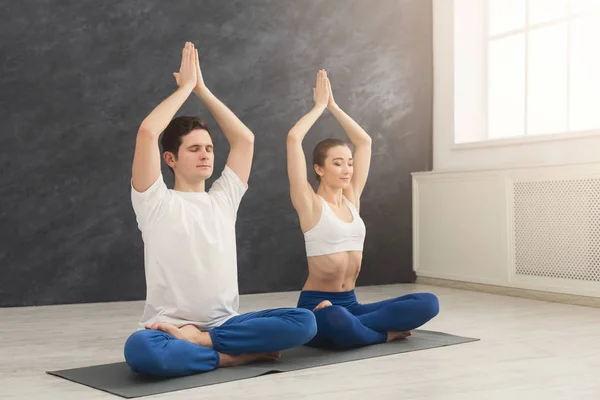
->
xmin=231 ymin=132 xmax=254 ymax=149
xmin=234 ymin=130 xmax=254 ymax=145
xmin=137 ymin=125 xmax=160 ymax=140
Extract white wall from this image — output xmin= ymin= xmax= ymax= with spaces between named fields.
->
xmin=433 ymin=0 xmax=600 ymax=173
xmin=413 ymin=164 xmax=600 ymax=298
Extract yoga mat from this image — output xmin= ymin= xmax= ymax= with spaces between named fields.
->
xmin=47 ymin=330 xmax=478 ymax=398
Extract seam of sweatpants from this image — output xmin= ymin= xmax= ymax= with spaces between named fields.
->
xmin=209 ymin=328 xmax=221 ymax=353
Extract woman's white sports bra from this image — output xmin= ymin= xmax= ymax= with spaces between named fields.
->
xmin=304 ymin=195 xmax=366 ymax=257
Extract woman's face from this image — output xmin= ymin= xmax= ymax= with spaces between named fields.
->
xmin=315 ymin=145 xmax=354 ymax=189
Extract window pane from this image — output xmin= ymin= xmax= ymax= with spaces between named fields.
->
xmin=570 ymin=14 xmax=600 ymax=131
xmin=529 ymin=0 xmax=568 ymax=24
xmin=488 ymin=34 xmax=526 ymax=138
xmin=527 ymin=23 xmax=568 ymax=135
xmin=571 ymin=0 xmax=600 ymax=14
xmin=489 ymin=0 xmax=526 ymax=36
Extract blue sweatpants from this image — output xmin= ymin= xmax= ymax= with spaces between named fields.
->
xmin=123 ymin=308 xmax=317 ymax=377
xmin=297 ymin=290 xmax=439 ymax=349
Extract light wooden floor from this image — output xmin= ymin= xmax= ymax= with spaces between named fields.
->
xmin=2 ymin=284 xmax=600 ymax=399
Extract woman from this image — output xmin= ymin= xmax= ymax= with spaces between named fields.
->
xmin=286 ymin=70 xmax=439 ymax=349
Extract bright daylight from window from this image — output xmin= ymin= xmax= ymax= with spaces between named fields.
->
xmin=487 ymin=0 xmax=600 ymax=140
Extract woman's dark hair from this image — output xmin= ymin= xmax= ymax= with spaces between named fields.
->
xmin=312 ymin=138 xmax=351 ymax=183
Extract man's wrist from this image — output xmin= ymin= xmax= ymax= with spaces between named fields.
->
xmin=194 ymin=85 xmax=211 ymax=98
xmin=313 ymin=104 xmax=327 ymax=113
xmin=178 ymin=83 xmax=195 ymax=95
xmin=328 ymin=103 xmax=340 ymax=113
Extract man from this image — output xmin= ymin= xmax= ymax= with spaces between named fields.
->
xmin=124 ymin=42 xmax=316 ymax=377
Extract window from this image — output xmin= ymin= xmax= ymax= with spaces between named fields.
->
xmin=486 ymin=0 xmax=600 ymax=140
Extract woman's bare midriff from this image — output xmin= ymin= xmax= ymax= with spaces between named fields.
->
xmin=302 ymin=251 xmax=363 ymax=292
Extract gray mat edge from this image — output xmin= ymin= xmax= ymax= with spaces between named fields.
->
xmin=46 ymin=368 xmax=276 ymax=399
xmin=46 ymin=370 xmax=133 ymax=399
xmin=46 ymin=330 xmax=480 ymax=399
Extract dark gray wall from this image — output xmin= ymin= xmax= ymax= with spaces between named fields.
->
xmin=0 ymin=0 xmax=432 ymax=306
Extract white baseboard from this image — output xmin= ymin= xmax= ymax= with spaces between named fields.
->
xmin=417 ymin=276 xmax=600 ymax=308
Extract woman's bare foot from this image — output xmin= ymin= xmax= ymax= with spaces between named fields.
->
xmin=386 ymin=330 xmax=412 ymax=342
xmin=313 ymin=300 xmax=333 ymax=311
xmin=148 ymin=322 xmax=213 ymax=348
xmin=218 ymin=352 xmax=281 ymax=368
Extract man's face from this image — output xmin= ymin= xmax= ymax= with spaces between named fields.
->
xmin=167 ymin=129 xmax=214 ymax=181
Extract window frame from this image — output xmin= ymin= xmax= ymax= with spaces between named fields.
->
xmin=482 ymin=0 xmax=600 ymax=143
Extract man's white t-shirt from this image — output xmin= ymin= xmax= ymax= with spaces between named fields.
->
xmin=131 ymin=165 xmax=247 ymax=330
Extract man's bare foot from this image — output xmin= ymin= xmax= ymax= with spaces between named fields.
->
xmin=148 ymin=322 xmax=187 ymax=340
xmin=386 ymin=330 xmax=412 ymax=342
xmin=313 ymin=300 xmax=333 ymax=311
xmin=180 ymin=324 xmax=213 ymax=348
xmin=148 ymin=322 xmax=213 ymax=348
xmin=218 ymin=352 xmax=281 ymax=368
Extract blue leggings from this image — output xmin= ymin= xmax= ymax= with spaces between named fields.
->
xmin=123 ymin=308 xmax=317 ymax=377
xmin=297 ymin=290 xmax=439 ymax=349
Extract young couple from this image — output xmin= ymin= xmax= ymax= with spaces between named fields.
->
xmin=124 ymin=42 xmax=439 ymax=377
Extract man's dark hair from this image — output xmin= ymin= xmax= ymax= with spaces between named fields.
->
xmin=160 ymin=116 xmax=211 ymax=173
